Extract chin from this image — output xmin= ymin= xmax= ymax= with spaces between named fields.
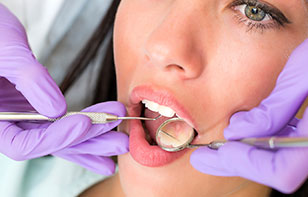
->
xmin=117 ymin=150 xmax=200 ymax=197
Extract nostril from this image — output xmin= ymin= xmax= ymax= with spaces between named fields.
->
xmin=177 ymin=66 xmax=185 ymax=71
xmin=194 ymin=129 xmax=199 ymax=137
xmin=165 ymin=64 xmax=185 ymax=72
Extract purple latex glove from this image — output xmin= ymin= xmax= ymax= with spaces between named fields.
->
xmin=0 ymin=3 xmax=66 ymax=116
xmin=1 ymin=100 xmax=128 ymax=175
xmin=191 ymin=39 xmax=308 ymax=194
xmin=53 ymin=102 xmax=129 ymax=175
xmin=0 ymin=4 xmax=128 ymax=175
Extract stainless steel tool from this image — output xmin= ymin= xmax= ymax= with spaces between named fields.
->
xmin=0 ymin=112 xmax=161 ymax=124
xmin=155 ymin=117 xmax=308 ymax=152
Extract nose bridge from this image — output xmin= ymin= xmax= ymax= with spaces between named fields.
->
xmin=144 ymin=3 xmax=204 ymax=79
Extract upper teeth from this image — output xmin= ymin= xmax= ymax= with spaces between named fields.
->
xmin=142 ymin=99 xmax=175 ymax=117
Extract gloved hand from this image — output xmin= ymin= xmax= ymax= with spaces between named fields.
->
xmin=0 ymin=4 xmax=128 ymax=175
xmin=3 ymin=101 xmax=129 ymax=175
xmin=190 ymin=39 xmax=308 ymax=194
xmin=0 ymin=3 xmax=65 ymax=116
xmin=53 ymin=102 xmax=129 ymax=175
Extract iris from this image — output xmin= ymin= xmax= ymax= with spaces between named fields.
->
xmin=245 ymin=5 xmax=266 ymax=21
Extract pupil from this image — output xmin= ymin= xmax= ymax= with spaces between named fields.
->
xmin=251 ymin=7 xmax=258 ymax=15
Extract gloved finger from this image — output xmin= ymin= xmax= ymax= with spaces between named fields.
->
xmin=0 ymin=4 xmax=27 ymax=46
xmin=0 ymin=78 xmax=35 ymax=112
xmin=276 ymin=123 xmax=297 ymax=137
xmin=53 ymin=153 xmax=116 ymax=175
xmin=190 ymin=147 xmax=234 ymax=176
xmin=191 ymin=143 xmax=269 ymax=178
xmin=80 ymin=102 xmax=126 ymax=140
xmin=56 ymin=131 xmax=129 ymax=156
xmin=15 ymin=122 xmax=49 ymax=130
xmin=0 ymin=50 xmax=66 ymax=118
xmin=0 ymin=53 xmax=66 ymax=118
xmin=11 ymin=102 xmax=127 ymax=147
xmin=191 ymin=142 xmax=308 ymax=194
xmin=224 ymin=39 xmax=308 ymax=140
xmin=0 ymin=4 xmax=66 ymax=118
xmin=0 ymin=115 xmax=91 ymax=160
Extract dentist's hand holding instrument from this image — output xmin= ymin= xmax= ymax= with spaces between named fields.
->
xmin=190 ymin=39 xmax=308 ymax=193
xmin=0 ymin=4 xmax=128 ymax=175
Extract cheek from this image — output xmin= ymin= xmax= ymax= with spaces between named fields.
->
xmin=211 ymin=24 xmax=296 ymax=116
xmin=114 ymin=0 xmax=157 ymax=100
xmin=190 ymin=53 xmax=283 ymax=140
xmin=193 ymin=30 xmax=292 ymax=138
xmin=214 ymin=9 xmax=308 ymax=112
xmin=228 ymin=51 xmax=284 ymax=110
xmin=114 ymin=1 xmax=136 ymax=100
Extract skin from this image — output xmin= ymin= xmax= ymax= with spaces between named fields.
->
xmin=81 ymin=0 xmax=308 ymax=196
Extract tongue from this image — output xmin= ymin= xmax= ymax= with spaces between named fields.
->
xmin=144 ymin=109 xmax=171 ymax=142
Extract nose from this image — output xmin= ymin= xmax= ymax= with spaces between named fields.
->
xmin=144 ymin=4 xmax=204 ymax=79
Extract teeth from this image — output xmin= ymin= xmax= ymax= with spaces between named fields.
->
xmin=158 ymin=105 xmax=175 ymax=117
xmin=142 ymin=99 xmax=175 ymax=117
xmin=142 ymin=100 xmax=159 ymax=112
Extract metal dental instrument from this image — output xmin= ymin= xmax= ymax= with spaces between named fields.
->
xmin=156 ymin=117 xmax=308 ymax=152
xmin=0 ymin=112 xmax=162 ymax=124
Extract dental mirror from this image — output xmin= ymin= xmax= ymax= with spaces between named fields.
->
xmin=156 ymin=117 xmax=196 ymax=152
xmin=156 ymin=118 xmax=308 ymax=152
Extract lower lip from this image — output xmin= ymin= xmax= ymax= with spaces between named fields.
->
xmin=129 ymin=119 xmax=187 ymax=167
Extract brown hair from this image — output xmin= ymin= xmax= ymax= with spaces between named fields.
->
xmin=60 ymin=0 xmax=120 ymax=104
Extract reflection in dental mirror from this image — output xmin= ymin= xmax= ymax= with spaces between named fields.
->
xmin=156 ymin=118 xmax=195 ymax=152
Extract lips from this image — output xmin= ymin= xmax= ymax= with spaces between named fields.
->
xmin=126 ymin=85 xmax=195 ymax=167
xmin=129 ymin=86 xmax=194 ymax=126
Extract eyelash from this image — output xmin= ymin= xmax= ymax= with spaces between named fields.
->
xmin=230 ymin=0 xmax=288 ymax=33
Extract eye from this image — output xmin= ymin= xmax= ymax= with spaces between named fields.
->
xmin=229 ymin=0 xmax=291 ymax=32
xmin=236 ymin=4 xmax=271 ymax=22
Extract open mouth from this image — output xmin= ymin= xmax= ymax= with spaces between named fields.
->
xmin=127 ymin=85 xmax=195 ymax=167
xmin=142 ymin=99 xmax=184 ymax=146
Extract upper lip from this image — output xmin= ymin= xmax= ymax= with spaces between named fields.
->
xmin=127 ymin=85 xmax=195 ymax=128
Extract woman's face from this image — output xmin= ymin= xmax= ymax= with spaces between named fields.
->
xmin=114 ymin=0 xmax=308 ymax=196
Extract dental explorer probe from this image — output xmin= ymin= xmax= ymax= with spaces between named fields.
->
xmin=0 ymin=112 xmax=162 ymax=124
xmin=187 ymin=137 xmax=308 ymax=150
